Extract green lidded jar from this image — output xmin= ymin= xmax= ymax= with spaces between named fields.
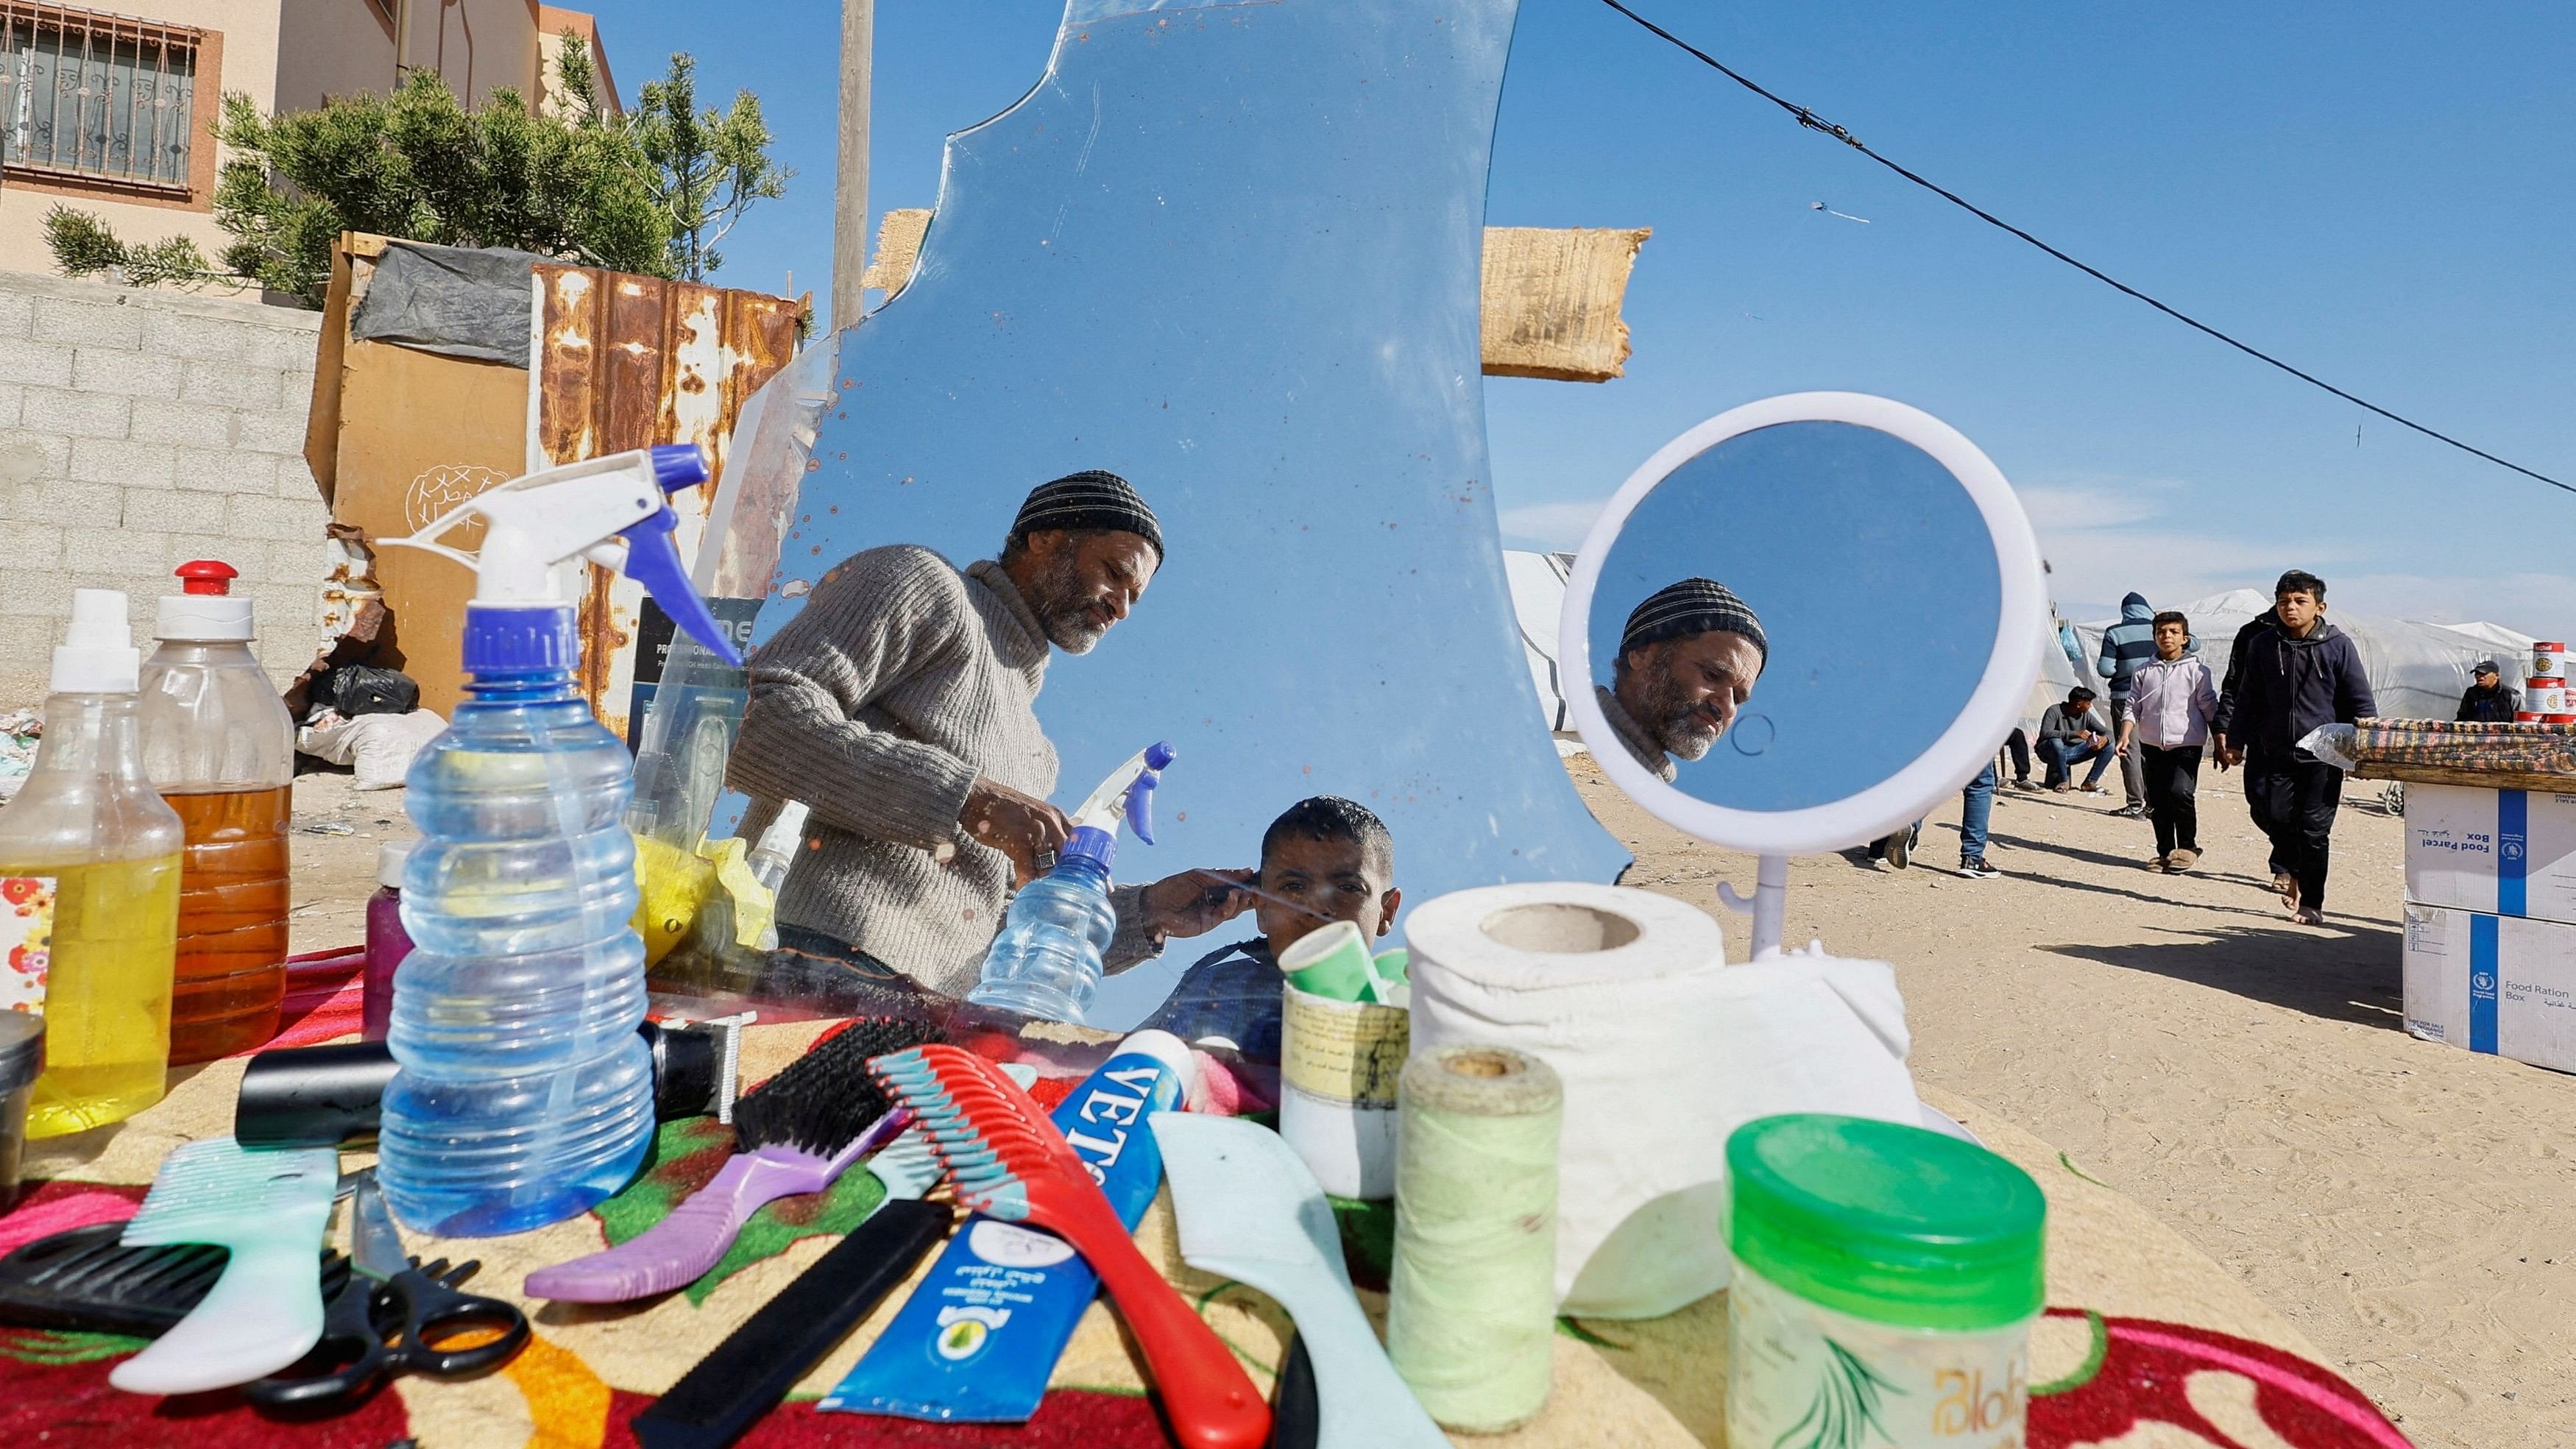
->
xmin=1726 ymin=1114 xmax=2048 ymax=1448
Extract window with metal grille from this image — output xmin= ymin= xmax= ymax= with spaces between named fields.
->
xmin=0 ymin=3 xmax=200 ymax=192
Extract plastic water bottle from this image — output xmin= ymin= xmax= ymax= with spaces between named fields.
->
xmin=968 ymin=832 xmax=1122 ymax=1021
xmin=370 ymin=444 xmax=743 ymax=1237
xmin=967 ymin=740 xmax=1174 ymax=1023
xmin=376 ymin=643 xmax=654 ymax=1236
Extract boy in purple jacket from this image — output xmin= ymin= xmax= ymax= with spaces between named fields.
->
xmin=2116 ymin=612 xmax=2218 ymax=873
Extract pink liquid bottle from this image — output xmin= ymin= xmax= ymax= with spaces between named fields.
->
xmin=363 ymin=841 xmax=413 ymax=1042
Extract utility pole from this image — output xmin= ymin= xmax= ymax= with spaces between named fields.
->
xmin=832 ymin=0 xmax=874 ymax=332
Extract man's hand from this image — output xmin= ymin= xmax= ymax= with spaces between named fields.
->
xmin=1140 ymin=868 xmax=1257 ymax=941
xmin=960 ymin=776 xmax=1071 ymax=886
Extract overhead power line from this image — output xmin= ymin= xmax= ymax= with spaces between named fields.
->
xmin=1594 ymin=0 xmax=2571 ymax=497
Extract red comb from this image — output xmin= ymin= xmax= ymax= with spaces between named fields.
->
xmin=869 ymin=1045 xmax=1270 ymax=1449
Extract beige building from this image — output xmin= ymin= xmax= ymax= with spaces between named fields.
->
xmin=0 ymin=0 xmax=622 ymax=277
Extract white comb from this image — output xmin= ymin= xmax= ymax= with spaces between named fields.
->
xmin=110 ymin=1138 xmax=339 ymax=1395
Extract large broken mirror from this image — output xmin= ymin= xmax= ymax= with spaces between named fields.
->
xmin=632 ymin=0 xmax=1631 ymax=1030
xmin=1564 ymin=392 xmax=2048 ymax=952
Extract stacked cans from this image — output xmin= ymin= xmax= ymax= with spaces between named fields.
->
xmin=2519 ymin=642 xmax=2572 ymax=724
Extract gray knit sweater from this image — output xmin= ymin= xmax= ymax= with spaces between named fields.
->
xmin=1596 ymin=685 xmax=1677 ymax=782
xmin=727 ymin=545 xmax=1158 ymax=997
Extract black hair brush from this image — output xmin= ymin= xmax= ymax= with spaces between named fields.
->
xmin=523 ymin=1016 xmax=944 ymax=1303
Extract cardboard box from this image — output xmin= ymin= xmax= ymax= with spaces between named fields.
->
xmin=2401 ymin=903 xmax=2576 ymax=1073
xmin=2402 ymin=782 xmax=2576 ymax=926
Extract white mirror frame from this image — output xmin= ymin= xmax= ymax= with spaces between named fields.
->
xmin=1562 ymin=392 xmax=2048 ymax=860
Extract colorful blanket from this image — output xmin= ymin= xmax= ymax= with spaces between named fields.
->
xmin=4 ymin=995 xmax=2411 ymax=1448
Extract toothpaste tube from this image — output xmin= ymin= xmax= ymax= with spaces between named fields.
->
xmin=820 ymin=1029 xmax=1197 ymax=1422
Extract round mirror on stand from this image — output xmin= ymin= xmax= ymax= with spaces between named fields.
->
xmin=1562 ymin=392 xmax=2048 ymax=957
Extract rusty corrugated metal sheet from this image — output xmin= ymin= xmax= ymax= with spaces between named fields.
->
xmin=530 ymin=264 xmax=803 ymax=735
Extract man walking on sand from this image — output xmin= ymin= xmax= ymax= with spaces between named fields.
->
xmin=2117 ymin=611 xmax=2218 ymax=874
xmin=2214 ymin=570 xmax=2377 ymax=926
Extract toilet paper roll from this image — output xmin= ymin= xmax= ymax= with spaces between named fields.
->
xmin=1406 ymin=882 xmax=1923 ymax=1319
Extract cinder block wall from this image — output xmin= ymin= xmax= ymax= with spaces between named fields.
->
xmin=0 ymin=272 xmax=328 ymax=706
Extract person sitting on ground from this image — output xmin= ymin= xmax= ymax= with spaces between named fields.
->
xmin=2037 ymin=686 xmax=2113 ymax=793
xmin=2456 ymin=662 xmax=2519 ymax=723
xmin=2117 ymin=611 xmax=2218 ymax=874
xmin=2213 ymin=570 xmax=2377 ymax=927
xmin=1139 ymin=796 xmax=1400 ymax=1090
xmin=1596 ymin=578 xmax=1766 ymax=781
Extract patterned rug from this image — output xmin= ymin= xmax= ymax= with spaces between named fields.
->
xmin=3 ymin=990 xmax=2412 ymax=1448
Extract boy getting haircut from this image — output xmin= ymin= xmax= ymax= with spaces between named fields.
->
xmin=1140 ymin=796 xmax=1401 ymax=1070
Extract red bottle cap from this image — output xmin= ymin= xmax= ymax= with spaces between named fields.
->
xmin=174 ymin=559 xmax=238 ymax=597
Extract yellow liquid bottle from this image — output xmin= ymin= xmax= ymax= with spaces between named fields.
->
xmin=0 ymin=590 xmax=185 ymax=1138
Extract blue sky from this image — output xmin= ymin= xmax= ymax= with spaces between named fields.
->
xmin=585 ymin=1 xmax=2574 ymax=631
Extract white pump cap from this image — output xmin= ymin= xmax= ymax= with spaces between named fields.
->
xmin=155 ymin=559 xmax=254 ymax=642
xmin=377 ymin=840 xmax=412 ymax=890
xmin=51 ymin=589 xmax=140 ymax=693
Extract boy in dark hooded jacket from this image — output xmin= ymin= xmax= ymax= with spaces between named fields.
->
xmin=2213 ymin=571 xmax=2376 ymax=924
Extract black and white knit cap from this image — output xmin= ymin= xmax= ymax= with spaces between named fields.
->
xmin=1620 ymin=577 xmax=1767 ymax=661
xmin=1009 ymin=470 xmax=1163 ymax=559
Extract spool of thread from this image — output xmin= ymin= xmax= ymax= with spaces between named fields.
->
xmin=1386 ymin=1043 xmax=1562 ymax=1434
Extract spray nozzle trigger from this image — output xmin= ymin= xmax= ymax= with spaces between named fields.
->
xmin=1123 ymin=742 xmax=1174 ymax=845
xmin=621 ymin=506 xmax=744 ymax=667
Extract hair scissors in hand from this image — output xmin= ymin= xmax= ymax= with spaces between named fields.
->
xmin=242 ymin=1169 xmax=530 ymax=1411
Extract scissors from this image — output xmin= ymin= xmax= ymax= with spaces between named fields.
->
xmin=241 ymin=1169 xmax=530 ymax=1411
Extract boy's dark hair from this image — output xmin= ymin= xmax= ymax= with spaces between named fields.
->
xmin=2151 ymin=610 xmax=2190 ymax=633
xmin=2274 ymin=569 xmax=2326 ymax=602
xmin=2067 ymin=686 xmax=2096 ymax=704
xmin=1262 ymin=796 xmax=1395 ymax=880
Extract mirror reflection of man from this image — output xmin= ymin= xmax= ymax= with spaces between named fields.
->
xmin=1596 ymin=578 xmax=1767 ymax=781
xmin=729 ymin=470 xmax=1248 ymax=999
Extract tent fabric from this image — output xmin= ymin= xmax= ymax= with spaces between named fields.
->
xmin=1504 ymin=549 xmax=1579 ymax=741
xmin=2073 ymin=591 xmax=2534 ymax=726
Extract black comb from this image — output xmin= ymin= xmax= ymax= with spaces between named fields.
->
xmin=0 ymin=1222 xmax=354 ymax=1336
xmin=729 ymin=1016 xmax=946 ymax=1157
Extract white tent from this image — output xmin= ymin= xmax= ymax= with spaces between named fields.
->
xmin=2072 ymin=590 xmax=2536 ymax=723
xmin=1503 ymin=550 xmax=1585 ymax=754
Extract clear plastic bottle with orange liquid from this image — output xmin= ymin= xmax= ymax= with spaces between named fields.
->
xmin=0 ymin=590 xmax=184 ymax=1135
xmin=138 ymin=561 xmax=295 ymax=1062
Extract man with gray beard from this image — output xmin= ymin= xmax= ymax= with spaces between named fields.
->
xmin=728 ymin=470 xmax=1245 ymax=997
xmin=1595 ymin=577 xmax=1767 ymax=782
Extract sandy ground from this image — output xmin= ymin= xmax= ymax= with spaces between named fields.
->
xmin=1566 ymin=754 xmax=2569 ymax=1449
xmin=286 ymin=763 xmax=2569 ymax=1447
xmin=286 ymin=770 xmax=420 ymax=958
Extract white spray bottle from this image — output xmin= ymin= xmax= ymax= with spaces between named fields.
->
xmin=966 ymin=741 xmax=1175 ymax=1021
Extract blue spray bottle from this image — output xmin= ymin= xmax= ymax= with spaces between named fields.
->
xmin=966 ymin=742 xmax=1174 ymax=1022
xmin=375 ymin=445 xmax=745 ymax=1236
